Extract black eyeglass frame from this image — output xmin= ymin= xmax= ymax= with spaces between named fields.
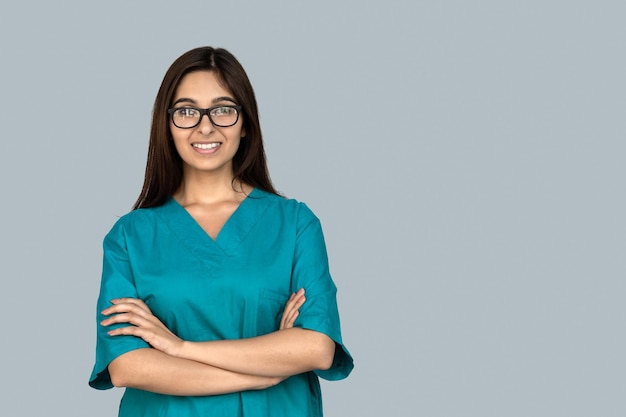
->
xmin=167 ymin=105 xmax=243 ymax=129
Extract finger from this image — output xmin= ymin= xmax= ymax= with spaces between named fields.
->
xmin=278 ymin=293 xmax=296 ymax=329
xmin=100 ymin=312 xmax=153 ymax=328
xmin=280 ymin=290 xmax=306 ymax=329
xmin=106 ymin=326 xmax=135 ymax=337
xmin=102 ymin=301 xmax=152 ymax=318
xmin=286 ymin=289 xmax=305 ymax=309
xmin=284 ymin=290 xmax=305 ymax=316
xmin=279 ymin=292 xmax=299 ymax=328
xmin=106 ymin=323 xmax=150 ymax=338
xmin=110 ymin=298 xmax=152 ymax=312
xmin=293 ymin=291 xmax=306 ymax=307
xmin=293 ymin=288 xmax=305 ymax=299
xmin=100 ymin=305 xmax=166 ymax=328
xmin=283 ymin=310 xmax=299 ymax=329
xmin=282 ymin=297 xmax=305 ymax=322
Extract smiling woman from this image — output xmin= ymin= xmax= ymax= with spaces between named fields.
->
xmin=169 ymin=71 xmax=245 ymax=180
xmin=88 ymin=46 xmax=353 ymax=417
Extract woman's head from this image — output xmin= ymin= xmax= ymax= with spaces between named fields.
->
xmin=134 ymin=47 xmax=277 ymax=209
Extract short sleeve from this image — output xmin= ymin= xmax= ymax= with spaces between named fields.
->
xmin=88 ymin=219 xmax=150 ymax=390
xmin=291 ymin=203 xmax=354 ymax=381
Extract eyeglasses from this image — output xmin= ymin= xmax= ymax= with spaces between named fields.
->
xmin=167 ymin=105 xmax=242 ymax=129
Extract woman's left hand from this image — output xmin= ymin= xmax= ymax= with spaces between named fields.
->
xmin=280 ymin=288 xmax=305 ymax=330
xmin=100 ymin=298 xmax=183 ymax=357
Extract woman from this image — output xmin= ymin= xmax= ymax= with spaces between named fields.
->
xmin=88 ymin=46 xmax=353 ymax=416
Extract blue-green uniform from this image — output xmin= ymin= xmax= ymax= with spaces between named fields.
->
xmin=89 ymin=188 xmax=354 ymax=416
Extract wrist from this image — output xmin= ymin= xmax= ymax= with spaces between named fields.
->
xmin=170 ymin=339 xmax=189 ymax=359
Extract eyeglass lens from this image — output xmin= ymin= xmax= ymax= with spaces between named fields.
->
xmin=171 ymin=106 xmax=239 ymax=128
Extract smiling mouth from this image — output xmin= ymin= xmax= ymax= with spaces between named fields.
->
xmin=192 ymin=143 xmax=221 ymax=150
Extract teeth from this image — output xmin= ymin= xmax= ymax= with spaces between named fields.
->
xmin=193 ymin=143 xmax=220 ymax=150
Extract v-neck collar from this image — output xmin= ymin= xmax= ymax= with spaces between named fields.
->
xmin=154 ymin=188 xmax=271 ymax=259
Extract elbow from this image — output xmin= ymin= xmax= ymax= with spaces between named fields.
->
xmin=108 ymin=352 xmax=137 ymax=388
xmin=300 ymin=330 xmax=336 ymax=371
xmin=109 ymin=372 xmax=124 ymax=388
xmin=107 ymin=348 xmax=155 ymax=388
xmin=315 ymin=336 xmax=336 ymax=371
xmin=108 ymin=360 xmax=128 ymax=388
xmin=109 ymin=372 xmax=125 ymax=388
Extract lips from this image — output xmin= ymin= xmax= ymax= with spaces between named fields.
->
xmin=191 ymin=142 xmax=222 ymax=154
xmin=192 ymin=142 xmax=221 ymax=150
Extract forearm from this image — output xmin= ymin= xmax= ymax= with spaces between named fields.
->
xmin=108 ymin=348 xmax=280 ymax=396
xmin=175 ymin=328 xmax=336 ymax=377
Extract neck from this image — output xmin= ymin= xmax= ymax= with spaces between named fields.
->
xmin=174 ymin=168 xmax=250 ymax=205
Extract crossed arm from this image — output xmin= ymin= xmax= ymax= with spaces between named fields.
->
xmin=102 ymin=289 xmax=336 ymax=396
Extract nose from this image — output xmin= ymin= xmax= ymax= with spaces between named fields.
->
xmin=197 ymin=113 xmax=215 ymax=135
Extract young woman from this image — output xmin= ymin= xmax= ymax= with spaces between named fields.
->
xmin=88 ymin=46 xmax=353 ymax=416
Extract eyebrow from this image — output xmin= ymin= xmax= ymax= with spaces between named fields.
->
xmin=172 ymin=96 xmax=237 ymax=106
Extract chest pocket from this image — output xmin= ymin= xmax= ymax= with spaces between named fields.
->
xmin=256 ymin=289 xmax=289 ymax=336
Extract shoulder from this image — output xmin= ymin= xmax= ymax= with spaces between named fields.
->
xmin=103 ymin=204 xmax=166 ymax=242
xmin=252 ymin=188 xmax=318 ymax=222
xmin=251 ymin=190 xmax=324 ymax=243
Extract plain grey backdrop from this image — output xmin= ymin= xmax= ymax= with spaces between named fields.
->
xmin=0 ymin=1 xmax=624 ymax=416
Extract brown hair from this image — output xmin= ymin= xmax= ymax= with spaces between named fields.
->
xmin=133 ymin=46 xmax=279 ymax=209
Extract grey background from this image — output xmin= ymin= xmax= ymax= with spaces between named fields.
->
xmin=0 ymin=1 xmax=624 ymax=416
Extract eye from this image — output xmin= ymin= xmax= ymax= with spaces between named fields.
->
xmin=211 ymin=106 xmax=236 ymax=116
xmin=175 ymin=108 xmax=200 ymax=117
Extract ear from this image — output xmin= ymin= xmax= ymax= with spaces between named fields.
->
xmin=241 ymin=127 xmax=246 ymax=138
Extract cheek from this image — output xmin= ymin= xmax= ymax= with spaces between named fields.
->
xmin=170 ymin=124 xmax=190 ymax=142
xmin=171 ymin=132 xmax=191 ymax=155
xmin=232 ymin=137 xmax=245 ymax=158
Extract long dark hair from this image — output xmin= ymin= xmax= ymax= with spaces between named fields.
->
xmin=133 ymin=47 xmax=279 ymax=209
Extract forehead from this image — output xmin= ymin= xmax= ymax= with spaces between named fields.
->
xmin=174 ymin=70 xmax=234 ymax=100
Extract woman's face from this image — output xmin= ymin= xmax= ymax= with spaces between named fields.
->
xmin=169 ymin=70 xmax=245 ymax=178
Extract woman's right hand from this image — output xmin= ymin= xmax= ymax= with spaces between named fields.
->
xmin=279 ymin=288 xmax=305 ymax=330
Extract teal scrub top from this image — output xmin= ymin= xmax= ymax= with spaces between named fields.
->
xmin=89 ymin=188 xmax=354 ymax=416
